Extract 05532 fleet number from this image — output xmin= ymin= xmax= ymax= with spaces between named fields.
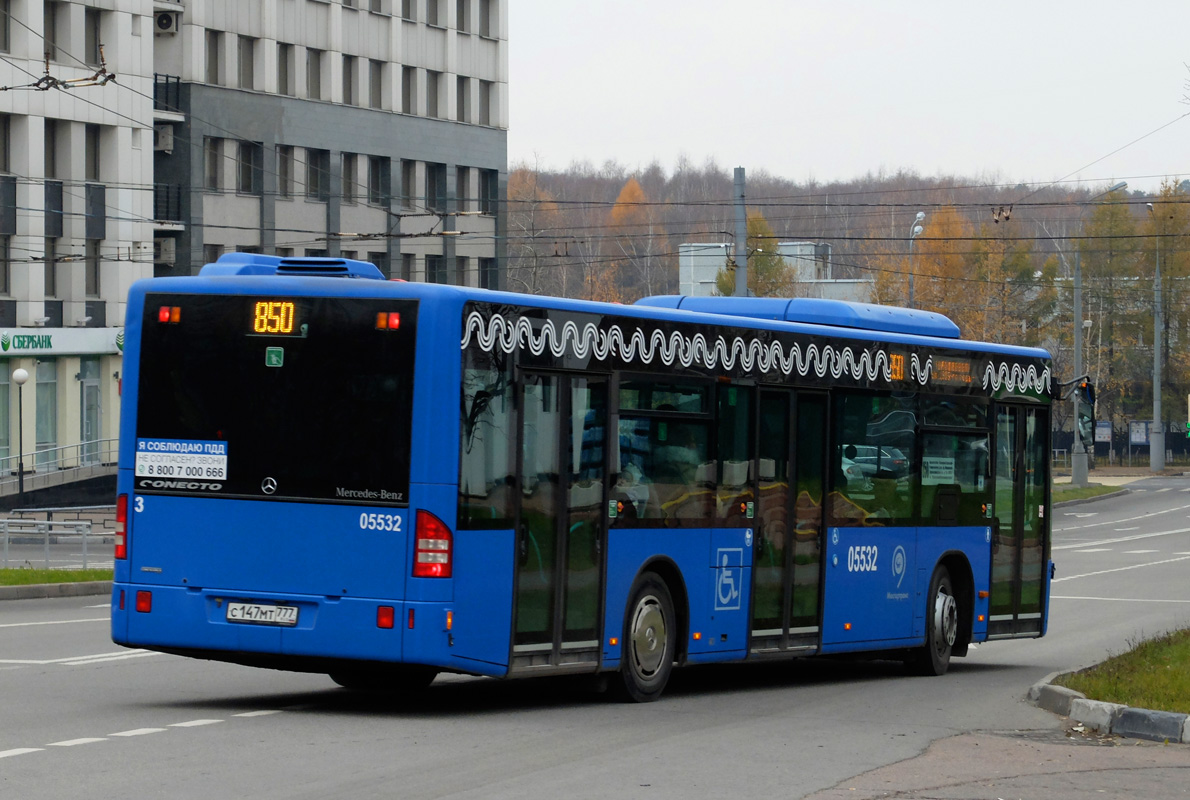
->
xmin=847 ymin=545 xmax=878 ymax=572
xmin=359 ymin=513 xmax=402 ymax=532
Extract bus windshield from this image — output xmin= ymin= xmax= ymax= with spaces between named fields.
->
xmin=134 ymin=293 xmax=418 ymax=505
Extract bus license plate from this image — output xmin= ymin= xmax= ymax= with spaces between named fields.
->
xmin=226 ymin=602 xmax=298 ymax=627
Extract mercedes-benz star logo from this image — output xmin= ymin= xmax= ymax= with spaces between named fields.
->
xmin=261 ymin=477 xmax=278 ymax=494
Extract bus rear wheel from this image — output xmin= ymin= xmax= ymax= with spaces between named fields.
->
xmin=329 ymin=664 xmax=438 ymax=693
xmin=907 ymin=566 xmax=958 ymax=676
xmin=619 ymin=572 xmax=676 ymax=702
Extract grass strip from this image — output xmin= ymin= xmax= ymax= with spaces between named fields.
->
xmin=1052 ymin=483 xmax=1121 ymax=503
xmin=1056 ymin=629 xmax=1190 ymax=715
xmin=0 ymin=568 xmax=114 ymax=586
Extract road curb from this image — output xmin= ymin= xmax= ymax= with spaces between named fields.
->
xmin=0 ymin=581 xmax=112 ymax=601
xmin=1052 ymin=487 xmax=1130 ymax=508
xmin=1029 ymin=672 xmax=1189 ymax=743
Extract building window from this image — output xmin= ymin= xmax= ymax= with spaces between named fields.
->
xmin=278 ymin=146 xmax=294 ymax=197
xmin=343 ymin=0 xmax=356 ymax=7
xmin=426 ymin=0 xmax=440 ymax=25
xmin=43 ymin=2 xmax=61 ymax=61
xmin=44 ymin=119 xmax=58 ymax=179
xmin=306 ymin=148 xmax=330 ymax=200
xmin=425 ymin=162 xmax=446 ymax=212
xmin=85 ymin=125 xmax=101 ymax=181
xmin=0 ymin=235 xmax=8 ymax=294
xmin=426 ymin=70 xmax=440 ymax=118
xmin=479 ymin=0 xmax=492 ymax=36
xmin=480 ymin=168 xmax=497 ymax=215
xmin=0 ymin=114 xmax=7 ymax=172
xmin=402 ymin=0 xmax=414 ymax=20
xmin=367 ymin=251 xmax=389 ymax=277
xmin=238 ymin=36 xmax=256 ymax=90
xmin=479 ymin=79 xmax=492 ymax=126
xmin=368 ymin=156 xmax=389 ymax=205
xmin=457 ymin=0 xmax=468 ymax=32
xmin=342 ymin=55 xmax=357 ymax=105
xmin=456 ymin=255 xmax=469 ymax=286
xmin=203 ymin=244 xmax=223 ymax=265
xmin=370 ymin=0 xmax=385 ymax=12
xmin=456 ymin=76 xmax=469 ymax=122
xmin=426 ymin=254 xmax=445 ymax=284
xmin=204 ymin=137 xmax=222 ymax=191
xmin=35 ymin=360 xmax=57 ymax=469
xmin=369 ymin=60 xmax=383 ymax=109
xmin=342 ymin=153 xmax=357 ymax=203
xmin=401 ymin=66 xmax=415 ymax=114
xmin=276 ymin=247 xmax=294 ymax=258
xmin=456 ymin=166 xmax=470 ymax=212
xmin=84 ymin=8 xmax=102 ymax=66
xmin=479 ymin=256 xmax=497 ymax=289
xmin=401 ymin=252 xmax=413 ymax=280
xmin=305 ymin=248 xmax=328 ymax=257
xmin=237 ymin=141 xmax=263 ymax=195
xmin=307 ymin=48 xmax=323 ymax=100
xmin=0 ymin=0 xmax=10 ymax=53
xmin=277 ymin=43 xmax=294 ymax=95
xmin=401 ymin=159 xmax=416 ymax=209
xmin=85 ymin=240 xmax=100 ymax=296
xmin=205 ymin=30 xmax=222 ymax=84
xmin=44 ymin=238 xmax=56 ymax=297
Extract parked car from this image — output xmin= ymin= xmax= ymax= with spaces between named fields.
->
xmin=848 ymin=445 xmax=910 ymax=479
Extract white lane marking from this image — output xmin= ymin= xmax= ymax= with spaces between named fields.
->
xmin=0 ymin=650 xmax=152 ymax=666
xmin=1073 ymin=548 xmax=1112 ymax=553
xmin=48 ymin=738 xmax=107 ymax=747
xmin=1114 ymin=526 xmax=1140 ymax=531
xmin=1053 ymin=555 xmax=1190 ymax=582
xmin=1155 ymin=488 xmax=1172 ymax=493
xmin=0 ymin=617 xmax=108 ymax=629
xmin=1123 ymin=549 xmax=1159 ymax=554
xmin=1053 ymin=595 xmax=1190 ymax=604
xmin=62 ymin=652 xmax=159 ymax=667
xmin=169 ymin=719 xmax=223 ymax=728
xmin=234 ymin=710 xmax=282 ymax=718
xmin=1067 ymin=512 xmax=1099 ymax=518
xmin=1177 ymin=552 xmax=1190 ymax=556
xmin=109 ymin=728 xmax=166 ymax=737
xmin=84 ymin=603 xmax=111 ymax=609
xmin=0 ymin=748 xmax=43 ymax=759
xmin=1053 ymin=526 xmax=1190 ymax=551
xmin=1053 ymin=503 xmax=1190 ymax=532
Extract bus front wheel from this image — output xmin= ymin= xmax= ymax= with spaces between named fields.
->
xmin=619 ymin=572 xmax=676 ymax=702
xmin=907 ymin=566 xmax=957 ymax=676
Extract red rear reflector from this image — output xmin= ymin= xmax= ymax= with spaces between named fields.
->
xmin=413 ymin=510 xmax=453 ymax=578
xmin=377 ymin=606 xmax=395 ymax=629
xmin=408 ymin=609 xmax=415 ymax=629
xmin=115 ymin=494 xmax=128 ymax=560
xmin=135 ymin=591 xmax=152 ymax=613
xmin=119 ymin=590 xmax=125 ymax=610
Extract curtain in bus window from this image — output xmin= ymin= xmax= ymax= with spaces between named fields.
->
xmin=458 ymin=349 xmax=515 ymax=529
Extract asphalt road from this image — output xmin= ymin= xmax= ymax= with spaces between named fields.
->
xmin=1 ymin=480 xmax=1188 ymax=799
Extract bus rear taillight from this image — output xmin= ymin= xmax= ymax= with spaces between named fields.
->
xmin=413 ymin=510 xmax=452 ymax=578
xmin=115 ymin=494 xmax=128 ymax=560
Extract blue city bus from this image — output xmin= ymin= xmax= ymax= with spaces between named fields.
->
xmin=111 ymin=253 xmax=1054 ymax=701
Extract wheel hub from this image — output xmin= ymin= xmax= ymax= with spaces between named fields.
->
xmin=934 ymin=590 xmax=958 ymax=649
xmin=631 ymin=597 xmax=666 ymax=676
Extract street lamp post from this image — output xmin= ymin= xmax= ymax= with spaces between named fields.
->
xmin=907 ymin=211 xmax=925 ymax=309
xmin=1072 ymin=181 xmax=1126 ymax=487
xmin=11 ymin=367 xmax=27 ymax=507
xmin=1147 ymin=202 xmax=1164 ymax=473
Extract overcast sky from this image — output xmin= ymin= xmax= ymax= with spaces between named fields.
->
xmin=509 ymin=1 xmax=1190 ymax=194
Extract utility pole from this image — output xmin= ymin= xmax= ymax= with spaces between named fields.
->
xmin=733 ymin=167 xmax=748 ymax=297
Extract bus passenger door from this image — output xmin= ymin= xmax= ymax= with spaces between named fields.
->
xmin=512 ymin=373 xmax=606 ymax=671
xmin=988 ymin=404 xmax=1049 ymax=638
xmin=751 ymin=390 xmax=824 ymax=655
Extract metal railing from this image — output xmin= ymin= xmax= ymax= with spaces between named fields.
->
xmin=1 ymin=518 xmax=98 ymax=569
xmin=0 ymin=439 xmax=118 ymax=496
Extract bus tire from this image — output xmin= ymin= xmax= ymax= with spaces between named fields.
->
xmin=329 ymin=664 xmax=438 ymax=693
xmin=619 ymin=572 xmax=676 ymax=702
xmin=907 ymin=565 xmax=957 ymax=676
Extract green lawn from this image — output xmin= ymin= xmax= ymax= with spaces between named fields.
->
xmin=0 ymin=568 xmax=113 ymax=586
xmin=1056 ymin=629 xmax=1190 ymax=715
xmin=1052 ymin=483 xmax=1121 ymax=503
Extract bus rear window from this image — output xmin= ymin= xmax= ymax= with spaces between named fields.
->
xmin=134 ymin=293 xmax=417 ymax=505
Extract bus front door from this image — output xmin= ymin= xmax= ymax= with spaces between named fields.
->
xmin=512 ymin=373 xmax=606 ymax=672
xmin=751 ymin=390 xmax=824 ymax=655
xmin=989 ymin=404 xmax=1049 ymax=638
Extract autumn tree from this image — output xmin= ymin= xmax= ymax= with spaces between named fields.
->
xmin=505 ymin=165 xmax=564 ymax=295
xmin=606 ymin=177 xmax=673 ymax=301
xmin=713 ymin=210 xmax=795 ymax=296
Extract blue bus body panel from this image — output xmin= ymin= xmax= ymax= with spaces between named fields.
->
xmin=446 ymin=528 xmax=516 ymax=672
xmin=602 ymin=526 xmax=753 ymax=669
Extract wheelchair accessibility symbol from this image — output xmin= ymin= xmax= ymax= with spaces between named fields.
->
xmin=715 ymin=548 xmax=742 ymax=611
